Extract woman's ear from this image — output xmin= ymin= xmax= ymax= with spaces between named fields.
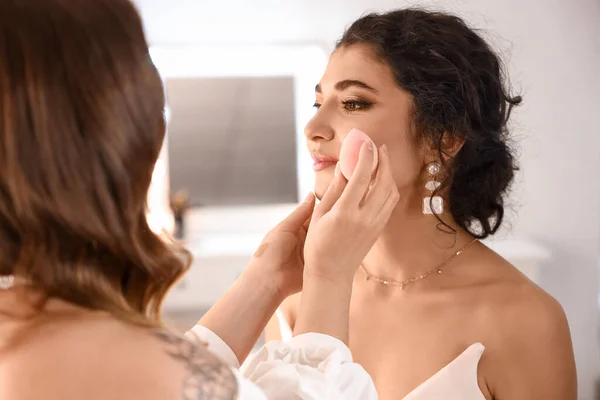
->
xmin=422 ymin=132 xmax=464 ymax=162
xmin=440 ymin=133 xmax=465 ymax=159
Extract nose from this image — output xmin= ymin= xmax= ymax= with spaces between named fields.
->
xmin=304 ymin=110 xmax=335 ymax=143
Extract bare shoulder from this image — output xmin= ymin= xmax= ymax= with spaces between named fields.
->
xmin=473 ymin=247 xmax=577 ymax=399
xmin=2 ymin=314 xmax=238 ymax=400
xmin=149 ymin=329 xmax=239 ymax=400
xmin=475 ymin=247 xmax=569 ymax=335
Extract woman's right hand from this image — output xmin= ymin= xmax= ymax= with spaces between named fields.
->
xmin=303 ymin=142 xmax=399 ymax=284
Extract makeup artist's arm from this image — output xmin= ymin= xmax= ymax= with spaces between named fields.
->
xmin=195 ymin=194 xmax=315 ymax=365
xmin=185 ymin=143 xmax=394 ymax=400
xmin=295 ymin=143 xmax=399 ymax=344
xmin=196 ymin=142 xmax=398 ymax=362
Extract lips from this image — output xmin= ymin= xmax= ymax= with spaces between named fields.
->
xmin=311 ymin=155 xmax=338 ymax=172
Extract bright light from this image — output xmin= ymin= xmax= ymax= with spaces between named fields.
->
xmin=147 ymin=156 xmax=175 ymax=235
xmin=150 ymin=44 xmax=328 ymax=202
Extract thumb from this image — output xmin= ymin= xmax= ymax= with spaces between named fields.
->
xmin=278 ymin=193 xmax=315 ymax=231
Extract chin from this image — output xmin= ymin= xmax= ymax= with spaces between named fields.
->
xmin=314 ymin=173 xmax=333 ymax=201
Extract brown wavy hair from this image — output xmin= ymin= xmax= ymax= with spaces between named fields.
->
xmin=0 ymin=0 xmax=190 ymax=326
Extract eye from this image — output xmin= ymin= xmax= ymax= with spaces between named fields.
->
xmin=342 ymin=100 xmax=372 ymax=112
xmin=312 ymin=102 xmax=322 ymax=109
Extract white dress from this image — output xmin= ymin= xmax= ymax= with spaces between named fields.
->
xmin=187 ymin=325 xmax=378 ymax=400
xmin=271 ymin=310 xmax=487 ymax=400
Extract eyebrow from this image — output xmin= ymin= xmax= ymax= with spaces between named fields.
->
xmin=315 ymin=79 xmax=379 ymax=95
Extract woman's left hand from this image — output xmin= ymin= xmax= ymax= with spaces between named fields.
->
xmin=245 ymin=193 xmax=316 ymax=299
xmin=198 ymin=194 xmax=315 ymax=363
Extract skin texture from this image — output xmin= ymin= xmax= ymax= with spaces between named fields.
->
xmin=266 ymin=44 xmax=577 ymax=400
xmin=0 ymin=291 xmax=237 ymax=400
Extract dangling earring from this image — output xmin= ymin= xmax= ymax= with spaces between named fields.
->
xmin=423 ymin=162 xmax=443 ymax=215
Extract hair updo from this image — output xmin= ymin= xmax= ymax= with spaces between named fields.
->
xmin=338 ymin=8 xmax=521 ymax=238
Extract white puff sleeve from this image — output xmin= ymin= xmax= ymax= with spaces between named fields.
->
xmin=185 ymin=325 xmax=378 ymax=400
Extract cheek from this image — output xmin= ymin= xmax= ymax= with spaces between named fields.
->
xmin=352 ymin=108 xmax=409 ymax=149
xmin=361 ymin=114 xmax=422 ymax=188
xmin=386 ymin=140 xmax=423 ymax=190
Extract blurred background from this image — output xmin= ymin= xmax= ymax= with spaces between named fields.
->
xmin=136 ymin=0 xmax=600 ymax=398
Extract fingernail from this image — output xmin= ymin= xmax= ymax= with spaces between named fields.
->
xmin=334 ymin=162 xmax=340 ymax=176
xmin=304 ymin=193 xmax=314 ymax=203
xmin=366 ymin=141 xmax=374 ymax=152
xmin=382 ymin=144 xmax=388 ymax=154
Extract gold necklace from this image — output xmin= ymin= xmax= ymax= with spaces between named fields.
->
xmin=359 ymin=238 xmax=478 ymax=289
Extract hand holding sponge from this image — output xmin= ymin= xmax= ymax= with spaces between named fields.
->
xmin=338 ymin=128 xmax=379 ymax=180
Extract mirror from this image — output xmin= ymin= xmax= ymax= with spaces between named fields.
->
xmin=166 ymin=76 xmax=298 ymax=207
xmin=150 ymin=45 xmax=327 ymax=310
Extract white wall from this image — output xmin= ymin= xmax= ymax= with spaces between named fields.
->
xmin=136 ymin=0 xmax=600 ymax=397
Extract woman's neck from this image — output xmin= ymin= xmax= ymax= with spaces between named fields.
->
xmin=361 ymin=205 xmax=474 ymax=283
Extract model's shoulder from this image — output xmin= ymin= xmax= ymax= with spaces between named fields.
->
xmin=473 ymin=251 xmax=576 ymax=399
xmin=477 ymin=247 xmax=564 ymax=324
xmin=474 ymin=248 xmax=571 ymax=353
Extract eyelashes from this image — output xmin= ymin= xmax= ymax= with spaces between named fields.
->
xmin=312 ymin=99 xmax=373 ymax=113
xmin=341 ymin=99 xmax=372 ymax=113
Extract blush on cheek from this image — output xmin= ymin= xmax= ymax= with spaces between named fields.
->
xmin=339 ymin=128 xmax=379 ymax=179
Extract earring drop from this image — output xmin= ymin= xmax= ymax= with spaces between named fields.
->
xmin=423 ymin=162 xmax=443 ymax=215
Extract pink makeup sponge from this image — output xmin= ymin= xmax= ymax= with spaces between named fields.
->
xmin=339 ymin=128 xmax=379 ymax=179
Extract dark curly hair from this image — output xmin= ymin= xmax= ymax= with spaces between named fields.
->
xmin=337 ymin=8 xmax=521 ymax=239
